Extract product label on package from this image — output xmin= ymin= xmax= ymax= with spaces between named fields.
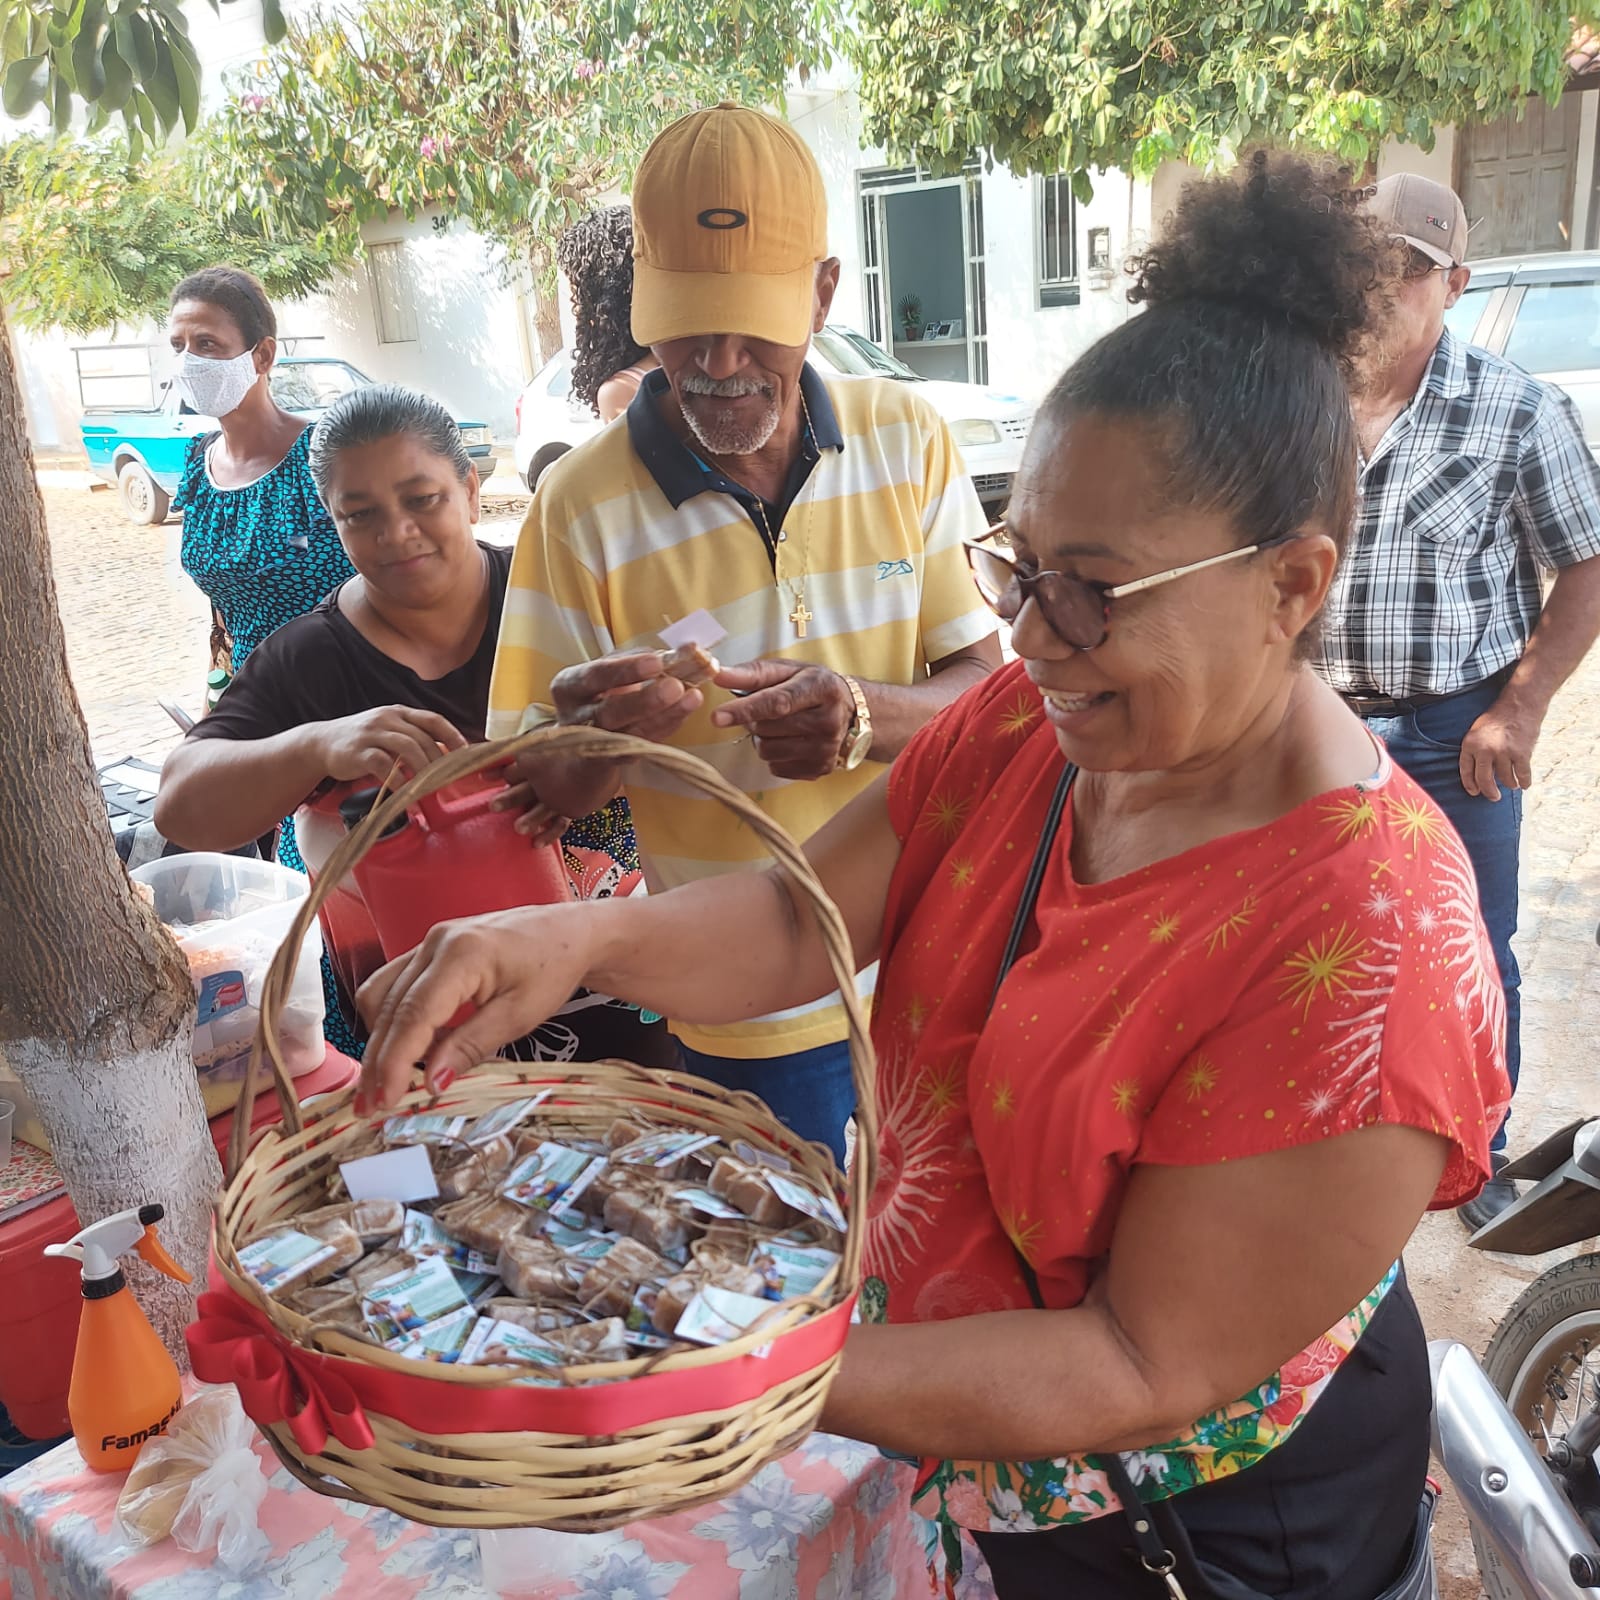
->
xmin=766 ymin=1173 xmax=847 ymax=1232
xmin=384 ymin=1304 xmax=477 ymax=1363
xmin=460 ymin=1317 xmax=565 ymax=1369
xmin=467 ymin=1094 xmax=551 ymax=1146
xmin=362 ymin=1255 xmax=469 ymax=1341
xmin=239 ymin=1229 xmax=337 ymax=1294
xmin=541 ymin=1218 xmax=617 ymax=1261
xmin=612 ymin=1130 xmax=719 ymax=1169
xmin=671 ymin=1187 xmax=747 ymax=1220
xmin=674 ymin=1285 xmax=781 ymax=1346
xmin=757 ymin=1241 xmax=840 ymax=1299
xmin=383 ymin=1113 xmax=468 ymax=1146
xmin=502 ymin=1143 xmax=607 ymax=1213
xmin=401 ymin=1209 xmax=496 ymax=1275
xmin=195 ymin=969 xmax=249 ymax=1025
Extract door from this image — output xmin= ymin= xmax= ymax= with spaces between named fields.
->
xmin=963 ymin=174 xmax=988 ymax=386
xmin=860 ymin=189 xmax=891 ymax=353
xmin=1459 ymin=98 xmax=1583 ymax=258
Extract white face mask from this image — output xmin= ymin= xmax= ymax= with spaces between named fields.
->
xmin=175 ymin=347 xmax=261 ymax=419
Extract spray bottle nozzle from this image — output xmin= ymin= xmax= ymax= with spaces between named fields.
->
xmin=44 ymin=1205 xmax=191 ymax=1286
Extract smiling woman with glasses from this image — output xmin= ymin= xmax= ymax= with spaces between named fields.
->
xmin=353 ymin=153 xmax=1508 ymax=1600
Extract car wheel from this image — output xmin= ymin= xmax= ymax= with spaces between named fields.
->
xmin=526 ymin=442 xmax=572 ymax=492
xmin=116 ymin=460 xmax=172 ymax=526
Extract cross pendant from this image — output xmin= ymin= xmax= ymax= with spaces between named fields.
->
xmin=789 ymin=598 xmax=812 ymax=638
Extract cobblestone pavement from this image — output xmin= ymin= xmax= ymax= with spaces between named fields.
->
xmin=40 ymin=480 xmax=1600 ymax=1595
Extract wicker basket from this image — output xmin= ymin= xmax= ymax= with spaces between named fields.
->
xmin=201 ymin=727 xmax=877 ymax=1531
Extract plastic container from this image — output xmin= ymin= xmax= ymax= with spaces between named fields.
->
xmin=131 ymin=854 xmax=325 ymax=1113
xmin=0 ymin=1192 xmax=81 ymax=1439
xmin=45 ymin=1206 xmax=189 ymax=1472
xmin=333 ymin=773 xmax=572 ymax=963
xmin=207 ymin=1046 xmax=359 ymax=1162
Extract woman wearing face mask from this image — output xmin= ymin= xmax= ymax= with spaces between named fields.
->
xmin=168 ymin=264 xmax=360 ymax=1053
xmin=169 ymin=265 xmax=356 ymax=672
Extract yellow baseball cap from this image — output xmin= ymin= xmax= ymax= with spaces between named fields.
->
xmin=630 ymin=103 xmax=829 ymax=349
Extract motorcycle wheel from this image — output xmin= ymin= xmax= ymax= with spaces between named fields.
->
xmin=1474 ymin=1252 xmax=1600 ymax=1600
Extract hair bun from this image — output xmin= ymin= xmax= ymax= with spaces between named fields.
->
xmin=1128 ymin=150 xmax=1393 ymax=362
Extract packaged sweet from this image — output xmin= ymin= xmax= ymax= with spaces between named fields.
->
xmin=708 ymin=1157 xmax=796 ymax=1227
xmin=401 ymin=1208 xmax=496 ymax=1274
xmin=437 ymin=1134 xmax=516 ymax=1201
xmin=697 ymin=1218 xmax=767 ymax=1259
xmin=654 ymin=1255 xmax=767 ymax=1335
xmin=299 ymin=1199 xmax=404 ymax=1247
xmin=435 ymin=1194 xmax=529 ymax=1257
xmin=544 ymin=1316 xmax=630 ymax=1364
xmin=485 ymin=1299 xmax=584 ymax=1336
xmin=578 ymin=1237 xmax=670 ymax=1318
xmin=541 ymin=1217 xmax=618 ymax=1262
xmin=115 ymin=1385 xmax=269 ymax=1571
xmin=346 ymin=1247 xmax=418 ymax=1293
xmin=660 ymin=641 xmax=722 ymax=687
xmin=605 ymin=1116 xmax=646 ymax=1150
xmin=496 ymin=1234 xmax=585 ymax=1302
xmin=602 ymin=1188 xmax=701 ymax=1258
xmin=576 ymin=1163 xmax=655 ymax=1221
xmin=279 ymin=1282 xmax=368 ymax=1336
xmin=611 ymin=1129 xmax=720 ymax=1177
xmin=765 ymin=1172 xmax=847 ymax=1233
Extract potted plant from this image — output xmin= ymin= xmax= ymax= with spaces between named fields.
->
xmin=898 ymin=294 xmax=922 ymax=342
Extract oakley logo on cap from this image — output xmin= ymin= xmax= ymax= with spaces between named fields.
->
xmin=697 ymin=208 xmax=749 ymax=230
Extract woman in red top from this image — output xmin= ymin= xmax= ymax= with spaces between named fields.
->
xmin=357 ymin=156 xmax=1509 ymax=1599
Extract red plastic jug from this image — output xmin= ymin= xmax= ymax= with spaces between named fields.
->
xmin=337 ymin=773 xmax=573 ymax=962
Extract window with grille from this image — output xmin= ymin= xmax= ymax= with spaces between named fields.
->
xmin=1036 ymin=175 xmax=1079 ymax=309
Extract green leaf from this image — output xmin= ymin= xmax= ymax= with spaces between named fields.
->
xmin=261 ymin=0 xmax=287 ymax=44
xmin=170 ymin=34 xmax=199 ymax=128
xmin=2 ymin=52 xmax=46 ymax=116
xmin=71 ymin=0 xmax=107 ymax=100
xmin=99 ymin=29 xmax=133 ymax=108
xmin=126 ymin=9 xmax=158 ymax=79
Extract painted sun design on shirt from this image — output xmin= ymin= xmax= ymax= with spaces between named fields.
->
xmin=999 ymin=1205 xmax=1045 ymax=1266
xmin=1206 ymin=894 xmax=1258 ymax=956
xmin=1322 ymin=794 xmax=1379 ymax=843
xmin=997 ymin=692 xmax=1040 ymax=737
xmin=1387 ymin=795 xmax=1448 ymax=851
xmin=1280 ymin=923 xmax=1371 ymax=1018
xmin=1149 ymin=911 xmax=1181 ymax=944
xmin=1364 ymin=886 xmax=1401 ymax=921
xmin=948 ymin=857 xmax=977 ymax=890
xmin=1111 ymin=1078 xmax=1141 ymax=1116
xmin=864 ymin=1043 xmax=956 ymax=1278
xmin=1183 ymin=1056 xmax=1219 ymax=1101
xmin=922 ymin=788 xmax=972 ymax=841
xmin=1094 ymin=997 xmax=1138 ymax=1051
xmin=921 ymin=1059 xmax=964 ymax=1118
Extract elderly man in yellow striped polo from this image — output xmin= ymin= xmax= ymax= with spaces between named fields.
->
xmin=487 ymin=103 xmax=1002 ymax=1159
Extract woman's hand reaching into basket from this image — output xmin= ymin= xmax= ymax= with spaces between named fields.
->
xmin=355 ymin=906 xmax=594 ymax=1111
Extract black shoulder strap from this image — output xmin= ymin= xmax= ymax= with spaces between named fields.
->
xmin=988 ymin=759 xmax=1202 ymax=1596
xmin=990 ymin=761 xmax=1077 ymax=1008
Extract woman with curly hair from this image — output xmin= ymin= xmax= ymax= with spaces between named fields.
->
xmin=361 ymin=154 xmax=1508 ymax=1599
xmin=557 ymin=205 xmax=658 ymax=423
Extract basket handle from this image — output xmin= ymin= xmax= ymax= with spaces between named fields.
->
xmin=234 ymin=726 xmax=879 ymax=1222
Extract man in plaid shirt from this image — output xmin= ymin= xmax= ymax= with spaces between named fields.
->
xmin=1318 ymin=174 xmax=1600 ymax=1231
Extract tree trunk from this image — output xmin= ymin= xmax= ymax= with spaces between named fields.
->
xmin=0 ymin=299 xmax=218 ymax=1358
xmin=533 ymin=273 xmax=563 ymax=367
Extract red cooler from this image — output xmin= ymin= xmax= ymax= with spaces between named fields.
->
xmin=0 ymin=1190 xmax=82 ymax=1439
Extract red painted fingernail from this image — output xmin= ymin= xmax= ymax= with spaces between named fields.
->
xmin=434 ymin=1067 xmax=456 ymax=1092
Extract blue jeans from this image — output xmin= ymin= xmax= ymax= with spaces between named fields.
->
xmin=1360 ymin=678 xmax=1521 ymax=1151
xmin=676 ymin=1039 xmax=856 ymax=1165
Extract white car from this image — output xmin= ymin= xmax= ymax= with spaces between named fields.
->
xmin=514 ymin=325 xmax=1033 ymax=512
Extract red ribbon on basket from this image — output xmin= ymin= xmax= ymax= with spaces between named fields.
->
xmin=189 ymin=1273 xmax=857 ymax=1446
xmin=187 ymin=1291 xmax=376 ymax=1456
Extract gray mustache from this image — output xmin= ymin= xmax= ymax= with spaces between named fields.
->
xmin=680 ymin=373 xmax=773 ymax=400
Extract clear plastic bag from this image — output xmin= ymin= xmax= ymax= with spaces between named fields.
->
xmin=116 ymin=1385 xmax=270 ymax=1572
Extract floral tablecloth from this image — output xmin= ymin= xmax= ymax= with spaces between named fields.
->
xmin=0 ymin=1413 xmax=997 ymax=1600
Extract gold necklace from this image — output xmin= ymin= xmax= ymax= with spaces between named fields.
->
xmin=747 ymin=391 xmax=817 ymax=637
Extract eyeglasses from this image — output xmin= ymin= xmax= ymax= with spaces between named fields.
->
xmin=963 ymin=523 xmax=1281 ymax=651
xmin=1402 ymin=250 xmax=1449 ymax=281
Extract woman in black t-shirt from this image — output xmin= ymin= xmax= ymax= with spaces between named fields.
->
xmin=157 ymin=384 xmax=667 ymax=1067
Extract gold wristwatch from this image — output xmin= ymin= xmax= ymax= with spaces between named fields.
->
xmin=839 ymin=675 xmax=874 ymax=771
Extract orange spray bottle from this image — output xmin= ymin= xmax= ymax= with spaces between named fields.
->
xmin=44 ymin=1203 xmax=192 ymax=1472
